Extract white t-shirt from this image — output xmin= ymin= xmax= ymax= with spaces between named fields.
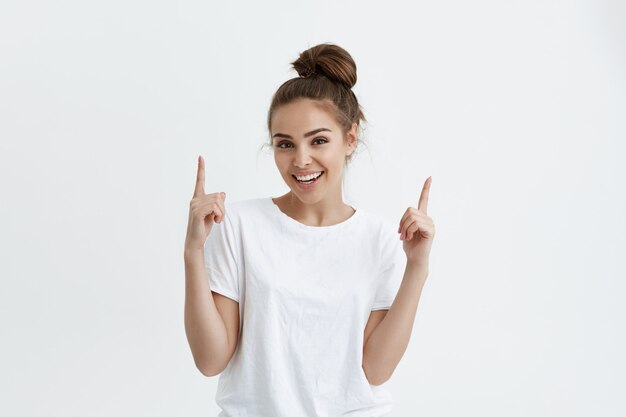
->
xmin=203 ymin=197 xmax=406 ymax=417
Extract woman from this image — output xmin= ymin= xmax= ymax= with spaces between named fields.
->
xmin=184 ymin=43 xmax=435 ymax=417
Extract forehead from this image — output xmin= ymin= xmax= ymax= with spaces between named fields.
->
xmin=271 ymin=99 xmax=339 ymax=135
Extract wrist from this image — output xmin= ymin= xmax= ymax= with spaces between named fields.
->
xmin=184 ymin=246 xmax=204 ymax=259
xmin=405 ymin=261 xmax=429 ymax=277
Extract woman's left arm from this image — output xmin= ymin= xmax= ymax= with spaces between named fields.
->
xmin=362 ymin=263 xmax=428 ymax=385
xmin=363 ymin=177 xmax=435 ymax=385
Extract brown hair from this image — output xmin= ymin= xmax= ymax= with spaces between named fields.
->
xmin=266 ymin=43 xmax=368 ymax=165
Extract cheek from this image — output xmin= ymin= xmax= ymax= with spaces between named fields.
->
xmin=319 ymin=148 xmax=343 ymax=165
xmin=274 ymin=157 xmax=290 ymax=175
xmin=327 ymin=152 xmax=346 ymax=169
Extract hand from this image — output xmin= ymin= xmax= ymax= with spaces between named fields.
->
xmin=184 ymin=155 xmax=226 ymax=252
xmin=398 ymin=176 xmax=435 ymax=267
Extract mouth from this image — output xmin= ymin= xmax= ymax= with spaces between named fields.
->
xmin=292 ymin=171 xmax=324 ymax=187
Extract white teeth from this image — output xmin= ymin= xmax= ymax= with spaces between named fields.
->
xmin=295 ymin=172 xmax=322 ymax=181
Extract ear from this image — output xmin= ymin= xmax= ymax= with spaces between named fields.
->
xmin=345 ymin=122 xmax=358 ymax=156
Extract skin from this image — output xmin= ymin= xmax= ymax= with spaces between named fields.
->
xmin=270 ymin=98 xmax=358 ymax=227
xmin=399 ymin=176 xmax=435 ymax=267
xmin=363 ymin=170 xmax=435 ymax=385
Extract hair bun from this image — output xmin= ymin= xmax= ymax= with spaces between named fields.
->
xmin=291 ymin=43 xmax=357 ymax=89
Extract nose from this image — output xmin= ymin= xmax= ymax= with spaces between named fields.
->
xmin=293 ymin=146 xmax=312 ymax=168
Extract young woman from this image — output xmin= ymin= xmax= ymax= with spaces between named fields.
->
xmin=184 ymin=43 xmax=435 ymax=417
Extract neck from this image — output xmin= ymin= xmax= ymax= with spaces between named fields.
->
xmin=274 ymin=192 xmax=355 ymax=227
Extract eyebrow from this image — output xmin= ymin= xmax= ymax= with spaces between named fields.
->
xmin=272 ymin=127 xmax=332 ymax=140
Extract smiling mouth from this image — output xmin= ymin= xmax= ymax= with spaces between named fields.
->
xmin=292 ymin=171 xmax=324 ymax=184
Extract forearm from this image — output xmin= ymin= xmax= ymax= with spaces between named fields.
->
xmin=184 ymin=248 xmax=230 ymax=376
xmin=363 ymin=262 xmax=429 ymax=385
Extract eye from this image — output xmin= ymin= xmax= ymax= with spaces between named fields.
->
xmin=313 ymin=137 xmax=328 ymax=145
xmin=275 ymin=137 xmax=328 ymax=149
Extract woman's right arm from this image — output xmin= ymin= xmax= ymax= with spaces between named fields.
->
xmin=184 ymin=248 xmax=239 ymax=376
xmin=183 ymin=155 xmax=239 ymax=376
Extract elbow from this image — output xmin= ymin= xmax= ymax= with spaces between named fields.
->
xmin=195 ymin=345 xmax=236 ymax=377
xmin=198 ymin=366 xmax=216 ymax=377
xmin=362 ymin=362 xmax=390 ymax=386
xmin=366 ymin=372 xmax=389 ymax=386
xmin=198 ymin=364 xmax=223 ymax=377
xmin=196 ymin=359 xmax=226 ymax=377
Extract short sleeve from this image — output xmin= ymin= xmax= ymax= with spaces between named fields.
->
xmin=371 ymin=224 xmax=406 ymax=311
xmin=203 ymin=208 xmax=240 ymax=303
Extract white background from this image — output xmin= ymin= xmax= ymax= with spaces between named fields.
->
xmin=1 ymin=0 xmax=624 ymax=416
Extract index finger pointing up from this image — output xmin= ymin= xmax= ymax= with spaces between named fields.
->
xmin=417 ymin=176 xmax=432 ymax=214
xmin=194 ymin=155 xmax=205 ymax=198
